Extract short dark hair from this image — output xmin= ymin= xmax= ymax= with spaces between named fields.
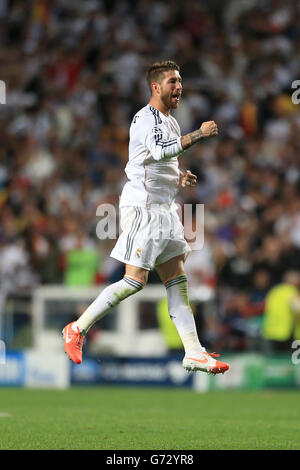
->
xmin=146 ymin=60 xmax=180 ymax=94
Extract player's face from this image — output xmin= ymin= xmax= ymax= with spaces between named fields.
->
xmin=158 ymin=70 xmax=182 ymax=110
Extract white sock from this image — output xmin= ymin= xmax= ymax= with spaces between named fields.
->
xmin=165 ymin=274 xmax=205 ymax=357
xmin=74 ymin=276 xmax=144 ymax=334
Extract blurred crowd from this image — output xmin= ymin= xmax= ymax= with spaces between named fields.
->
xmin=0 ymin=0 xmax=300 ymax=352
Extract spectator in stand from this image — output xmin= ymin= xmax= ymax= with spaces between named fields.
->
xmin=262 ymin=270 xmax=300 ymax=353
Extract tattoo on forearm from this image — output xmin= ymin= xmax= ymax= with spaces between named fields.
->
xmin=181 ymin=129 xmax=203 ymax=150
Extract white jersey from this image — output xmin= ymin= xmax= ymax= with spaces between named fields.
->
xmin=119 ymin=104 xmax=184 ymax=210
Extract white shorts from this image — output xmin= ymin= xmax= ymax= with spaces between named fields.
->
xmin=110 ymin=206 xmax=191 ymax=271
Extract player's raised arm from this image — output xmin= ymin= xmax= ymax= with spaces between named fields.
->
xmin=141 ymin=119 xmax=218 ymax=161
xmin=131 ymin=107 xmax=184 ymax=161
xmin=181 ymin=121 xmax=218 ymax=150
xmin=144 ymin=123 xmax=184 ymax=161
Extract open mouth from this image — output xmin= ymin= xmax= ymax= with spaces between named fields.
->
xmin=172 ymin=93 xmax=181 ymax=102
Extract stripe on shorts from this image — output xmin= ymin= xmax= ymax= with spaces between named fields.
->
xmin=124 ymin=207 xmax=142 ymax=261
xmin=124 ymin=207 xmax=138 ymax=260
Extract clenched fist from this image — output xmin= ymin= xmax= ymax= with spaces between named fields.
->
xmin=200 ymin=121 xmax=218 ymax=138
xmin=181 ymin=120 xmax=219 ymax=150
xmin=180 ymin=170 xmax=197 ymax=188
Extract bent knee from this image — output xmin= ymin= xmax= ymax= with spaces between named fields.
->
xmin=123 ymin=275 xmax=145 ymax=291
xmin=156 ymin=255 xmax=186 ymax=284
xmin=125 ymin=265 xmax=149 ymax=286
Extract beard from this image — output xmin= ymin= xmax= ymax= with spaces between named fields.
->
xmin=161 ymin=91 xmax=179 ymax=110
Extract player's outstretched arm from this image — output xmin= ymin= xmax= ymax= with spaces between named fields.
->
xmin=181 ymin=121 xmax=218 ymax=150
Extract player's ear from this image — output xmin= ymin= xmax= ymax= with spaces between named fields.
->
xmin=152 ymin=82 xmax=160 ymax=95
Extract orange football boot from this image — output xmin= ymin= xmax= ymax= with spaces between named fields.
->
xmin=183 ymin=351 xmax=229 ymax=375
xmin=62 ymin=322 xmax=84 ymax=364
